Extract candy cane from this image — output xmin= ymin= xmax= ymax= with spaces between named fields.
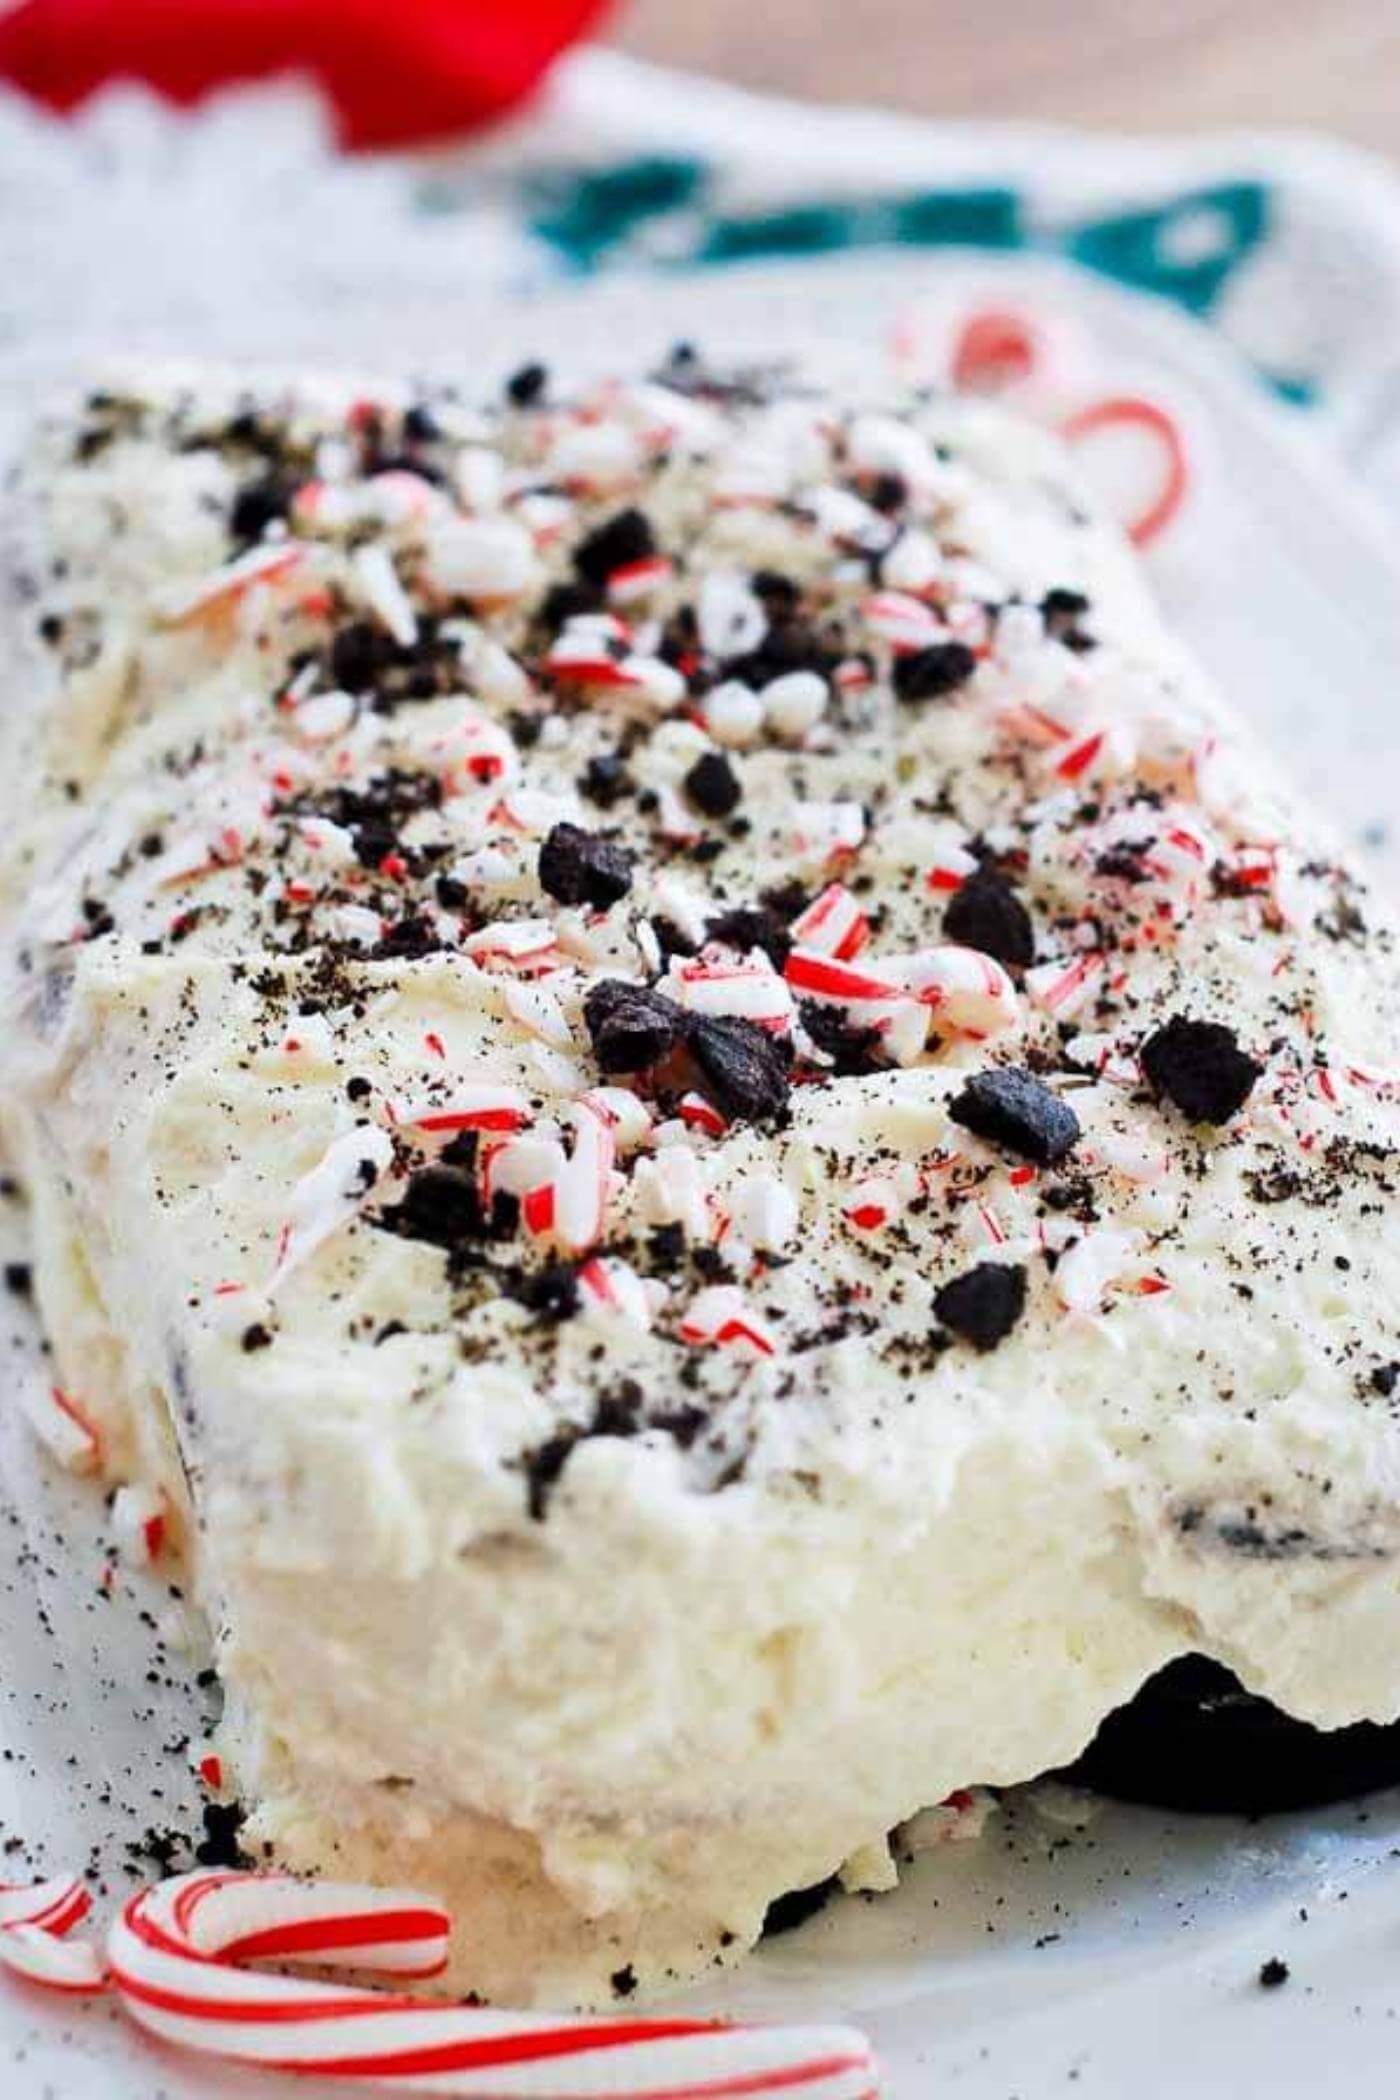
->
xmin=0 ymin=1876 xmax=91 ymax=1937
xmin=924 ymin=840 xmax=978 ymax=894
xmin=0 ymin=1925 xmax=106 ymax=1995
xmin=679 ymin=1092 xmax=728 ymax=1138
xmin=842 ymin=1178 xmax=902 ymax=1233
xmin=504 ymin=980 xmax=576 ymax=1051
xmin=546 ymin=622 xmax=683 ymax=707
xmin=354 ymin=543 xmax=419 ymax=649
xmin=1055 ymin=1227 xmax=1147 ymax=1316
xmin=491 ymin=789 xmax=577 ymax=838
xmin=366 ymin=470 xmax=447 ymax=528
xmin=789 ymin=801 xmax=866 ymax=864
xmin=578 ymin=1086 xmax=654 ymax=1152
xmin=0 ymin=1877 xmax=104 ymax=1997
xmin=633 ymin=1146 xmax=714 ymax=1243
xmin=106 ymin=1874 xmax=875 ymax=2097
xmin=720 ymin=1174 xmax=799 ymax=1255
xmin=446 ymin=712 xmax=519 ymax=791
xmin=1061 ymin=396 xmax=1189 ymax=549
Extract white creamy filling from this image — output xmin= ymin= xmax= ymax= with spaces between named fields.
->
xmin=3 ymin=363 xmax=1400 ymax=2004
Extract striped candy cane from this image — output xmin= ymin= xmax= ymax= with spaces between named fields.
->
xmin=107 ymin=1873 xmax=879 ymax=2097
xmin=0 ymin=1877 xmax=106 ymax=1995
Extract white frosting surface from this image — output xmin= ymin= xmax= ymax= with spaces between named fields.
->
xmin=4 ymin=361 xmax=1400 ymax=2005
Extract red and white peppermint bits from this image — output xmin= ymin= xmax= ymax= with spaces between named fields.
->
xmin=667 ymin=953 xmax=795 ymax=1032
xmin=272 ymin=1125 xmax=396 ymax=1288
xmin=1024 ymin=951 xmax=1106 ymax=1023
xmin=678 ymin=1285 xmax=778 ymax=1358
xmin=784 ymin=943 xmax=1018 ymax=1059
xmin=397 ymin=1084 xmax=532 ymax=1137
xmin=111 ymin=1481 xmax=169 ymax=1565
xmin=548 ymin=1102 xmax=617 ymax=1257
xmin=106 ymin=1873 xmax=877 ymax=2097
xmin=860 ymin=590 xmax=945 ymax=655
xmin=887 ymin=947 xmax=1020 ymax=1040
xmin=153 ymin=541 xmax=305 ymax=626
xmin=577 ymin=1256 xmax=656 ymax=1330
xmin=462 ymin=919 xmax=562 ymax=972
xmin=18 ymin=1379 xmax=100 ymax=1473
xmin=841 ymin=1177 xmax=904 ymax=1234
xmin=790 ymin=883 xmax=870 ymax=962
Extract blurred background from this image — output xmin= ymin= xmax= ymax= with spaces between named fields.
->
xmin=615 ymin=0 xmax=1400 ymax=150
xmin=5 ymin=0 xmax=1400 ymax=541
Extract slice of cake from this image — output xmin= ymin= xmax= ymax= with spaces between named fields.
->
xmin=4 ymin=356 xmax=1400 ymax=2006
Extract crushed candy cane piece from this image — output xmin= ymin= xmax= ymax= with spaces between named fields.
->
xmin=702 ymin=680 xmax=764 ymax=749
xmin=461 ymin=918 xmax=559 ymax=968
xmin=634 ymin=1145 xmax=713 ymax=1242
xmin=1062 ymin=394 xmax=1189 ymax=549
xmin=352 ymin=542 xmax=417 ymax=648
xmin=888 ymin=946 xmax=1020 ymax=1038
xmin=762 ymin=670 xmax=828 ymax=740
xmin=548 ymin=1102 xmax=616 ymax=1256
xmin=578 ymin=1085 xmax=653 ymax=1151
xmin=679 ymin=1091 xmax=728 ymax=1138
xmin=503 ymin=978 xmax=575 ymax=1050
xmin=19 ymin=1380 xmax=100 ymax=1473
xmin=422 ymin=514 xmax=537 ymax=602
xmin=790 ymin=799 xmax=866 ymax=865
xmin=790 ymin=883 xmax=870 ymax=961
xmin=842 ymin=1177 xmax=903 ymax=1232
xmin=111 ymin=1482 xmax=167 ymax=1565
xmin=1055 ymin=1227 xmax=1147 ymax=1316
xmin=679 ymin=1285 xmax=777 ymax=1357
xmin=397 ymin=1084 xmax=531 ymax=1136
xmin=723 ymin=1174 xmax=800 ymax=1255
xmin=153 ymin=542 xmax=303 ymax=624
xmin=667 ymin=954 xmax=795 ymax=1031
xmin=862 ymin=590 xmax=945 ymax=653
xmin=272 ymin=1125 xmax=395 ymax=1287
xmin=577 ymin=1256 xmax=655 ymax=1329
xmin=1025 ymin=951 xmax=1107 ymax=1021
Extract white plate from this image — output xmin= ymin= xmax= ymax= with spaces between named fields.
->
xmin=4 ymin=254 xmax=1400 ymax=2098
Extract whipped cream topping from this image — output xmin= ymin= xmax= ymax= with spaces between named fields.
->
xmin=3 ymin=354 xmax=1400 ymax=2005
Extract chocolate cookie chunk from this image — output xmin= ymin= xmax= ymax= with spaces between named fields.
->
xmin=1064 ymin=1654 xmax=1400 ymax=1814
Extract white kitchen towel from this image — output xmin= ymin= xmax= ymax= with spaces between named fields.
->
xmin=7 ymin=47 xmax=1400 ymax=503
